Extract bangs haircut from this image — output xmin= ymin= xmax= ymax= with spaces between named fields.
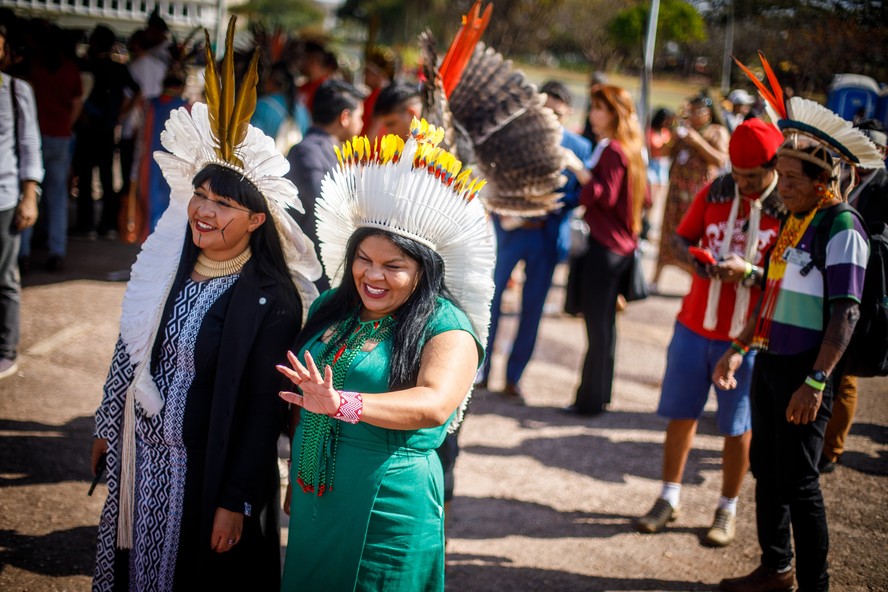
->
xmin=192 ymin=164 xmax=264 ymax=213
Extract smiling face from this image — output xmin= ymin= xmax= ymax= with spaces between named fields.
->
xmin=187 ymin=181 xmax=266 ymax=260
xmin=775 ymin=156 xmax=823 ymax=214
xmin=352 ymin=234 xmax=422 ymax=321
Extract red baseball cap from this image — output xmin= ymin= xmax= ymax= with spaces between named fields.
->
xmin=729 ymin=118 xmax=784 ymax=169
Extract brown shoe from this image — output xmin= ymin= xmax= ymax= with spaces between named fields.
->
xmin=719 ymin=564 xmax=794 ymax=592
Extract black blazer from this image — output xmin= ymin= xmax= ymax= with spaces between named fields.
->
xmin=152 ymin=256 xmax=301 ymax=588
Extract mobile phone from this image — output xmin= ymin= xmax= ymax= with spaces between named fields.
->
xmin=88 ymin=453 xmax=107 ymax=496
xmin=688 ymin=246 xmax=717 ymax=265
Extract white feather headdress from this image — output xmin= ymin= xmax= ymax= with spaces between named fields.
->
xmin=316 ymin=118 xmax=496 ymax=430
xmin=113 ymin=17 xmax=321 ymax=551
xmin=119 ymin=19 xmax=321 ymax=416
xmin=734 ymin=52 xmax=884 ymax=196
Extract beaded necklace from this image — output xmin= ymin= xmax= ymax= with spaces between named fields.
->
xmin=296 ymin=313 xmax=396 ymax=495
xmin=193 ymin=247 xmax=252 ymax=278
xmin=753 ymin=191 xmax=834 ymax=349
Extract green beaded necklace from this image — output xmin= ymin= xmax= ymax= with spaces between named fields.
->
xmin=296 ymin=313 xmax=396 ymax=495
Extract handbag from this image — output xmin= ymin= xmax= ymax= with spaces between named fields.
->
xmin=621 ymin=248 xmax=649 ymax=302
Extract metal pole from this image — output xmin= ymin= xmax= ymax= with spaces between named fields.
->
xmin=215 ymin=0 xmax=226 ymax=53
xmin=721 ymin=0 xmax=734 ymax=95
xmin=641 ymin=0 xmax=661 ymax=149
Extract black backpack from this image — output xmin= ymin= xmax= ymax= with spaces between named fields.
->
xmin=808 ymin=202 xmax=888 ymax=377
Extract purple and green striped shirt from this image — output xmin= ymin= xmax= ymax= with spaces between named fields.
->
xmin=767 ymin=206 xmax=868 ymax=356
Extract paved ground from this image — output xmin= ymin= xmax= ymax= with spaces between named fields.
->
xmin=1 ymin=238 xmax=886 ymax=591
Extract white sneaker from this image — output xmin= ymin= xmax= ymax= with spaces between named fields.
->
xmin=704 ymin=508 xmax=736 ymax=547
xmin=0 ymin=358 xmax=19 ymax=380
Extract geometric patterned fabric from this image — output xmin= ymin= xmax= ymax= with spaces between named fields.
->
xmin=94 ymin=275 xmax=237 ymax=591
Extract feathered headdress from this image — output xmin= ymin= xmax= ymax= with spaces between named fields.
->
xmin=112 ymin=16 xmax=321 ymax=550
xmin=316 ymin=118 xmax=496 ymax=429
xmin=122 ymin=16 xmax=321 ymax=411
xmin=419 ymin=1 xmax=566 ymax=216
xmin=734 ymin=52 xmax=885 ymax=197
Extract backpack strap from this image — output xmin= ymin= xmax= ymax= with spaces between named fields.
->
xmin=803 ymin=201 xmax=867 ymax=329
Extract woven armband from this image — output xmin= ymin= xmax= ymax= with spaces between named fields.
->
xmin=804 ymin=375 xmax=826 ymax=392
xmin=332 ymin=391 xmax=363 ymax=424
xmin=730 ymin=339 xmax=750 ymax=356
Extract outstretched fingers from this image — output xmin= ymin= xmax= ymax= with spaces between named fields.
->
xmin=279 ymin=390 xmax=305 ymax=406
xmin=303 ymin=350 xmax=324 ymax=383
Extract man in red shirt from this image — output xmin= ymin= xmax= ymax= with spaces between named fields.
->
xmin=636 ymin=119 xmax=785 ymax=546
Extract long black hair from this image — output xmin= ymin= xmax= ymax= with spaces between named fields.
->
xmin=185 ymin=164 xmax=298 ymax=310
xmin=295 ymin=227 xmax=457 ymax=390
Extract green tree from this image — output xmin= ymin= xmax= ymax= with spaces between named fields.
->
xmin=230 ymin=0 xmax=325 ymax=31
xmin=695 ymin=0 xmax=888 ymax=93
xmin=608 ymin=0 xmax=707 ymax=66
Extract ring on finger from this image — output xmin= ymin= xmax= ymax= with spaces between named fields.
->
xmin=227 ymin=538 xmax=235 ymax=545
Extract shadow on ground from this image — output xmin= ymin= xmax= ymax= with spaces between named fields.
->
xmin=0 ymin=417 xmax=94 ymax=487
xmin=464 ymin=395 xmax=724 ymax=485
xmin=21 ymin=238 xmax=139 ymax=288
xmin=448 ymin=496 xmax=702 ymax=541
xmin=0 ymin=526 xmax=96 ymax=577
xmin=446 ymin=557 xmax=712 ymax=591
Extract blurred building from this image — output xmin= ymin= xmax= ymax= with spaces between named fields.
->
xmin=0 ymin=0 xmax=221 ymax=38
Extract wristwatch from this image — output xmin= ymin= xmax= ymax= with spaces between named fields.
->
xmin=805 ymin=370 xmax=829 ymax=392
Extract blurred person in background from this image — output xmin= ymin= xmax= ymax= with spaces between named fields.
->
xmin=19 ymin=21 xmax=82 ymax=272
xmin=652 ymin=91 xmax=729 ymax=291
xmin=563 ymin=85 xmax=648 ymax=416
xmin=0 ymin=23 xmax=43 ymax=379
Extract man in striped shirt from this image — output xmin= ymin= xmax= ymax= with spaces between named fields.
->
xmin=714 ymin=139 xmax=869 ymax=592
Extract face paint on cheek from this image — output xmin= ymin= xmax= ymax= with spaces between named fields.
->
xmin=219 ymin=218 xmax=234 ymax=244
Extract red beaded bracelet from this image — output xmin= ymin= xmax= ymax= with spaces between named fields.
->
xmin=332 ymin=390 xmax=363 ymax=424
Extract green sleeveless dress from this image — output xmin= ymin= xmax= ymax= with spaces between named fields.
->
xmin=281 ymin=293 xmax=482 ymax=592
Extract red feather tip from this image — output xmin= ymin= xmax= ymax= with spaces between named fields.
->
xmin=440 ymin=1 xmax=493 ymax=98
xmin=732 ymin=53 xmax=787 ymax=120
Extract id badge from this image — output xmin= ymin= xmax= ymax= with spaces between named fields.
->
xmin=783 ymin=247 xmax=812 ymax=268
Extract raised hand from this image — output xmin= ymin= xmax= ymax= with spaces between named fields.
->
xmin=276 ymin=350 xmax=341 ymax=415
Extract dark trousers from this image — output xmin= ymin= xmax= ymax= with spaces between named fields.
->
xmin=73 ymin=125 xmax=117 ymax=233
xmin=118 ymin=135 xmax=135 ymax=198
xmin=751 ymin=349 xmax=834 ymax=592
xmin=572 ymin=238 xmax=633 ymax=414
xmin=0 ymin=207 xmax=21 ymax=360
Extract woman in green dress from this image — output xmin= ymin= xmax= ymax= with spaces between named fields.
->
xmin=277 ymin=120 xmax=495 ymax=591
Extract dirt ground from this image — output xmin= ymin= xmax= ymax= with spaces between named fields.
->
xmin=1 ymin=239 xmax=886 ymax=591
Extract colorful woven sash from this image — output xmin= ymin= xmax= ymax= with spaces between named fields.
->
xmin=296 ymin=314 xmax=396 ymax=495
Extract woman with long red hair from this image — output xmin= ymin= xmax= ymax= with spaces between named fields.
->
xmin=565 ymin=85 xmax=649 ymax=416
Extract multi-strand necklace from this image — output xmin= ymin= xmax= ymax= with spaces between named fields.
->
xmin=193 ymin=247 xmax=252 ymax=278
xmin=296 ymin=314 xmax=396 ymax=496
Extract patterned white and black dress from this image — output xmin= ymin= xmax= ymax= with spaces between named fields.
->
xmin=94 ymin=275 xmax=238 ymax=592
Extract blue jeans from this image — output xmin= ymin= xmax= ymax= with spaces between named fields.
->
xmin=21 ymin=135 xmax=73 ymax=258
xmin=0 ymin=206 xmax=21 ymax=359
xmin=482 ymin=225 xmax=559 ymax=385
